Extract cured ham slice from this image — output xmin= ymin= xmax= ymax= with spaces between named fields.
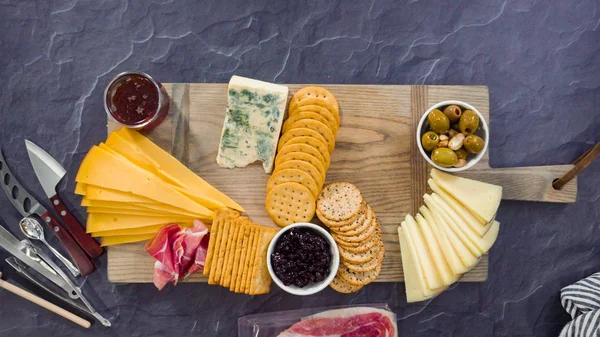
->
xmin=144 ymin=220 xmax=209 ymax=290
xmin=277 ymin=307 xmax=397 ymax=337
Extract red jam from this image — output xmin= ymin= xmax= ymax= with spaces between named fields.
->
xmin=109 ymin=74 xmax=159 ymax=124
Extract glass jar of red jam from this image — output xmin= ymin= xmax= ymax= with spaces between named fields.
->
xmin=104 ymin=71 xmax=170 ymax=130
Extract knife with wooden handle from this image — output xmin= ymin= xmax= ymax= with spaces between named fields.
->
xmin=24 ymin=140 xmax=103 ymax=259
xmin=0 ymin=149 xmax=96 ymax=276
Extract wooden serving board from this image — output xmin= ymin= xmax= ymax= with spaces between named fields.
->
xmin=106 ymin=84 xmax=577 ymax=284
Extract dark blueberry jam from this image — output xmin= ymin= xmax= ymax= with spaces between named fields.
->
xmin=271 ymin=227 xmax=331 ymax=288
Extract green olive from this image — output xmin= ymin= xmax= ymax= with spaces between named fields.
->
xmin=431 ymin=148 xmax=458 ymax=167
xmin=459 ymin=110 xmax=479 ymax=135
xmin=421 ymin=131 xmax=440 ymax=151
xmin=427 ymin=109 xmax=450 ymax=134
xmin=454 ymin=147 xmax=468 ymax=160
xmin=443 ymin=105 xmax=462 ymax=124
xmin=464 ymin=135 xmax=485 ymax=154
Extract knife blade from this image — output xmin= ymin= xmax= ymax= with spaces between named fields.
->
xmin=0 ymin=149 xmax=95 ymax=276
xmin=24 ymin=140 xmax=103 ymax=259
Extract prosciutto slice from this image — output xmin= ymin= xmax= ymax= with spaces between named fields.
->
xmin=277 ymin=307 xmax=397 ymax=337
xmin=144 ymin=220 xmax=209 ymax=290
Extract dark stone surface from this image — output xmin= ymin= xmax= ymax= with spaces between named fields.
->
xmin=0 ymin=0 xmax=598 ymax=336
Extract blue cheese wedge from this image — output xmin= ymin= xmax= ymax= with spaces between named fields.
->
xmin=217 ymin=76 xmax=289 ymax=173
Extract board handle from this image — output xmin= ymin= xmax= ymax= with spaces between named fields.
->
xmin=456 ymin=165 xmax=577 ymax=203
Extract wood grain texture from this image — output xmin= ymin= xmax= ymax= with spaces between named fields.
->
xmin=106 ymin=84 xmax=575 ymax=284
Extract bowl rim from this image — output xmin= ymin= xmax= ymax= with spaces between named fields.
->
xmin=267 ymin=222 xmax=340 ymax=296
xmin=416 ymin=100 xmax=489 ymax=172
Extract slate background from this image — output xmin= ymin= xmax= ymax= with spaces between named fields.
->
xmin=0 ymin=0 xmax=598 ymax=336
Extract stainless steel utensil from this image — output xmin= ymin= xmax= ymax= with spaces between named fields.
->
xmin=19 ymin=217 xmax=79 ymax=277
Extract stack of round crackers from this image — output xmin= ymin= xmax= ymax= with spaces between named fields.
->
xmin=266 ymin=86 xmax=340 ymax=227
xmin=315 ymin=182 xmax=385 ymax=294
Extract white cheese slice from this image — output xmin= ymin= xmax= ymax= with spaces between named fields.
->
xmin=431 ymin=193 xmax=499 ymax=254
xmin=420 ymin=206 xmax=467 ymax=275
xmin=428 ymin=179 xmax=492 ymax=237
xmin=480 ymin=220 xmax=501 ymax=254
xmin=216 ymin=76 xmax=289 ymax=173
xmin=415 ymin=213 xmax=459 ymax=286
xmin=427 ymin=194 xmax=483 ymax=256
xmin=404 ymin=214 xmax=444 ymax=290
xmin=398 ymin=225 xmax=446 ymax=303
xmin=424 ymin=194 xmax=480 ymax=271
xmin=431 ymin=168 xmax=502 ymax=223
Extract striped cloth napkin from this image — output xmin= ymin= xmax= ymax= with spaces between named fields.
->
xmin=560 ymin=272 xmax=600 ymax=337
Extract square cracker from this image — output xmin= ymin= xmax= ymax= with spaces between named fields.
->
xmin=213 ymin=215 xmax=236 ymax=284
xmin=238 ymin=227 xmax=257 ymax=293
xmin=229 ymin=223 xmax=249 ymax=292
xmin=222 ymin=217 xmax=245 ymax=287
xmin=207 ymin=215 xmax=226 ymax=283
xmin=249 ymin=229 xmax=277 ymax=295
xmin=244 ymin=226 xmax=261 ymax=294
xmin=203 ymin=212 xmax=220 ymax=276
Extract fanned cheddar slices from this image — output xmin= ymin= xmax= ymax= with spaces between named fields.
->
xmin=399 ymin=169 xmax=502 ymax=302
xmin=75 ymin=128 xmax=243 ymax=245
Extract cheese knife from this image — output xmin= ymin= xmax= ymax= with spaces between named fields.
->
xmin=24 ymin=140 xmax=103 ymax=260
xmin=0 ymin=149 xmax=95 ymax=276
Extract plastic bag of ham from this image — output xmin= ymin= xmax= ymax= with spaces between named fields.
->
xmin=238 ymin=303 xmax=397 ymax=337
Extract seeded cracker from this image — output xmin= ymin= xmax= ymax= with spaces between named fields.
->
xmin=266 ymin=182 xmax=316 ymax=227
xmin=317 ymin=182 xmax=364 ymax=221
xmin=335 ymin=205 xmax=370 ymax=233
xmin=342 ymin=239 xmax=385 ymax=272
xmin=330 ymin=274 xmax=363 ymax=294
xmin=337 ymin=263 xmax=382 ymax=286
xmin=335 ymin=205 xmax=373 ymax=237
xmin=317 ymin=207 xmax=360 ymax=227
xmin=337 ymin=230 xmax=381 ymax=253
xmin=267 ymin=169 xmax=319 ymax=199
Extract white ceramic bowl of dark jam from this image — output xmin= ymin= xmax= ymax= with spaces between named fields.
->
xmin=267 ymin=223 xmax=339 ymax=296
xmin=104 ymin=71 xmax=170 ymax=130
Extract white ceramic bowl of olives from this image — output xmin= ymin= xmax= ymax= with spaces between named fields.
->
xmin=417 ymin=100 xmax=488 ymax=172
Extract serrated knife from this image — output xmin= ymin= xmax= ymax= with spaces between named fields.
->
xmin=24 ymin=140 xmax=103 ymax=260
xmin=0 ymin=149 xmax=95 ymax=276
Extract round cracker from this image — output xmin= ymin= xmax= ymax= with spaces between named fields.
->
xmin=317 ymin=207 xmax=359 ymax=228
xmin=267 ymin=169 xmax=319 ymax=199
xmin=285 ymin=119 xmax=335 ymax=154
xmin=334 ymin=205 xmax=370 ymax=233
xmin=283 ymin=111 xmax=332 ymax=135
xmin=289 ymin=87 xmax=340 ymax=126
xmin=276 ymin=143 xmax=329 ymax=171
xmin=329 ymin=274 xmax=363 ymax=294
xmin=337 ymin=230 xmax=381 ymax=253
xmin=291 ymin=104 xmax=339 ymax=133
xmin=275 ymin=152 xmax=326 ymax=183
xmin=317 ymin=182 xmax=363 ymax=221
xmin=278 ymin=136 xmax=330 ymax=172
xmin=266 ymin=182 xmax=316 ymax=227
xmin=337 ymin=263 xmax=381 ymax=286
xmin=273 ymin=160 xmax=324 ymax=190
xmin=342 ymin=239 xmax=385 ymax=272
xmin=339 ymin=236 xmax=382 ymax=264
xmin=333 ymin=218 xmax=378 ymax=244
xmin=277 ymin=128 xmax=328 ymax=152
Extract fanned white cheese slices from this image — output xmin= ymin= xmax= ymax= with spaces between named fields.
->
xmin=430 ymin=168 xmax=502 ymax=223
xmin=399 ymin=169 xmax=503 ymax=303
